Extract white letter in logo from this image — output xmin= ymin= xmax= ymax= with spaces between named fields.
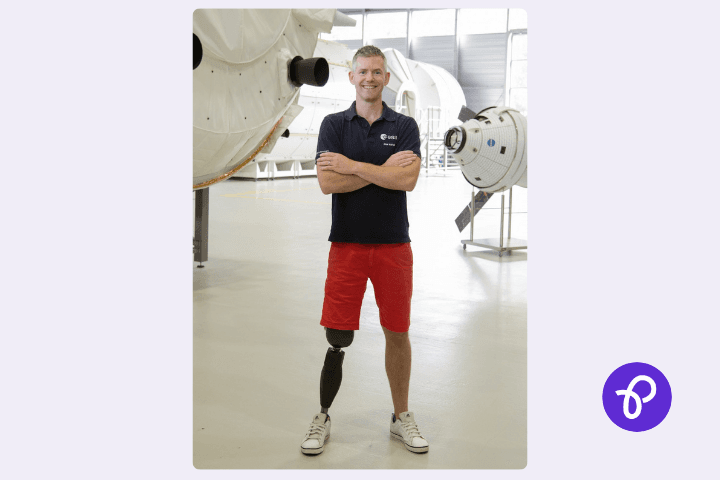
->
xmin=615 ymin=375 xmax=656 ymax=419
xmin=381 ymin=134 xmax=387 ymax=140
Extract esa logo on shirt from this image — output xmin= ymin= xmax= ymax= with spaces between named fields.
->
xmin=380 ymin=134 xmax=398 ymax=141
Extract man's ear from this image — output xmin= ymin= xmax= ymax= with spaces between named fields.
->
xmin=385 ymin=71 xmax=390 ymax=86
xmin=348 ymin=70 xmax=354 ymax=84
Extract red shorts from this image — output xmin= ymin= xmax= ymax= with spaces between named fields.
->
xmin=320 ymin=242 xmax=413 ymax=333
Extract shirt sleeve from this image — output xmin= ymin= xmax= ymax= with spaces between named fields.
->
xmin=394 ymin=117 xmax=422 ymax=158
xmin=315 ymin=116 xmax=342 ymax=164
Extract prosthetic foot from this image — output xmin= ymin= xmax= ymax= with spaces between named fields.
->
xmin=301 ymin=328 xmax=355 ymax=455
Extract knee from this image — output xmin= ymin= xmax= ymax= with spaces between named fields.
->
xmin=382 ymin=326 xmax=408 ymax=345
xmin=325 ymin=327 xmax=354 ymax=348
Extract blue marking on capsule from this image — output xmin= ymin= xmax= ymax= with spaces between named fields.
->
xmin=487 ymin=139 xmax=496 ymax=147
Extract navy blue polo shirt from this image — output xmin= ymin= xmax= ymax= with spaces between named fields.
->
xmin=316 ymin=101 xmax=421 ymax=244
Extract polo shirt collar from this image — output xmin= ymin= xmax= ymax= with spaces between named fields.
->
xmin=344 ymin=101 xmax=398 ymax=122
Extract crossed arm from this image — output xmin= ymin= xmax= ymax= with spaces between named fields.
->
xmin=316 ymin=150 xmax=421 ymax=194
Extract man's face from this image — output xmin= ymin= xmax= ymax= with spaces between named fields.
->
xmin=349 ymin=55 xmax=390 ymax=103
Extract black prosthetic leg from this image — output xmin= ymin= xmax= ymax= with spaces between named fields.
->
xmin=320 ymin=348 xmax=344 ymax=410
xmin=319 ymin=328 xmax=354 ymax=413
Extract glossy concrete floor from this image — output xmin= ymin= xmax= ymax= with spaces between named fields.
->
xmin=193 ymin=169 xmax=527 ymax=469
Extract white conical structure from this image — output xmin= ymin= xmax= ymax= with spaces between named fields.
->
xmin=192 ymin=9 xmax=336 ymax=190
xmin=444 ymin=106 xmax=527 ymax=192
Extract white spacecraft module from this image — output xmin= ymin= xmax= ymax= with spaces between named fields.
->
xmin=382 ymin=49 xmax=466 ymax=136
xmin=235 ymin=39 xmax=356 ymax=177
xmin=193 ymin=9 xmax=344 ymax=190
xmin=444 ymin=106 xmax=527 ymax=192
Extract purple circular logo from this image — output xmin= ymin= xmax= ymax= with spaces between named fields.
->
xmin=602 ymin=362 xmax=672 ymax=432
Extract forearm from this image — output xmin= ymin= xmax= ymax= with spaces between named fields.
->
xmin=318 ymin=169 xmax=370 ymax=194
xmin=352 ymin=162 xmax=419 ymax=191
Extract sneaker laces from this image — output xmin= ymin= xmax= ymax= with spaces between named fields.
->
xmin=306 ymin=422 xmax=326 ymax=440
xmin=402 ymin=420 xmax=423 ymax=439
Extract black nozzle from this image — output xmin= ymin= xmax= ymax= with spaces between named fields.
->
xmin=193 ymin=33 xmax=203 ymax=70
xmin=281 ymin=129 xmax=290 ymax=138
xmin=289 ymin=56 xmax=329 ymax=87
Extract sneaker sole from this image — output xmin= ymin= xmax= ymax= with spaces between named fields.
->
xmin=300 ymin=433 xmax=330 ymax=456
xmin=391 ymin=431 xmax=429 ymax=454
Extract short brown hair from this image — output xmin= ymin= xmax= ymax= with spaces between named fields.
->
xmin=352 ymin=45 xmax=387 ymax=72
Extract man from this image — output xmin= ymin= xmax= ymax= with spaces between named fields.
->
xmin=300 ymin=45 xmax=428 ymax=456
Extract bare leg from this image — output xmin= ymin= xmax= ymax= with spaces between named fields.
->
xmin=383 ymin=326 xmax=411 ymax=417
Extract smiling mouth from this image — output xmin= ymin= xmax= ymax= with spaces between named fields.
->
xmin=362 ymin=85 xmax=377 ymax=89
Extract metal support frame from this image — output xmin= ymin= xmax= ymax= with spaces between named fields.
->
xmin=462 ymin=186 xmax=527 ymax=256
xmin=421 ymin=107 xmax=457 ymax=175
xmin=193 ymin=187 xmax=209 ymax=267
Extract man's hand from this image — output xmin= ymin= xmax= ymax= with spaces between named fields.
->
xmin=317 ymin=152 xmax=357 ymax=175
xmin=383 ymin=150 xmax=419 ymax=168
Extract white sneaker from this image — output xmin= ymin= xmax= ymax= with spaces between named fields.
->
xmin=390 ymin=411 xmax=429 ymax=453
xmin=300 ymin=413 xmax=331 ymax=455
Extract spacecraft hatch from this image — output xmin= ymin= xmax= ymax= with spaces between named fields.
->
xmin=445 ymin=106 xmax=527 ymax=192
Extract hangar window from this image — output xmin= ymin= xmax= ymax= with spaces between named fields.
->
xmin=507 ymin=33 xmax=528 ymax=116
xmin=366 ymin=11 xmax=407 ymax=40
xmin=458 ymin=9 xmax=508 ymax=35
xmin=411 ymin=9 xmax=455 ymax=37
xmin=508 ymin=9 xmax=528 ymax=30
